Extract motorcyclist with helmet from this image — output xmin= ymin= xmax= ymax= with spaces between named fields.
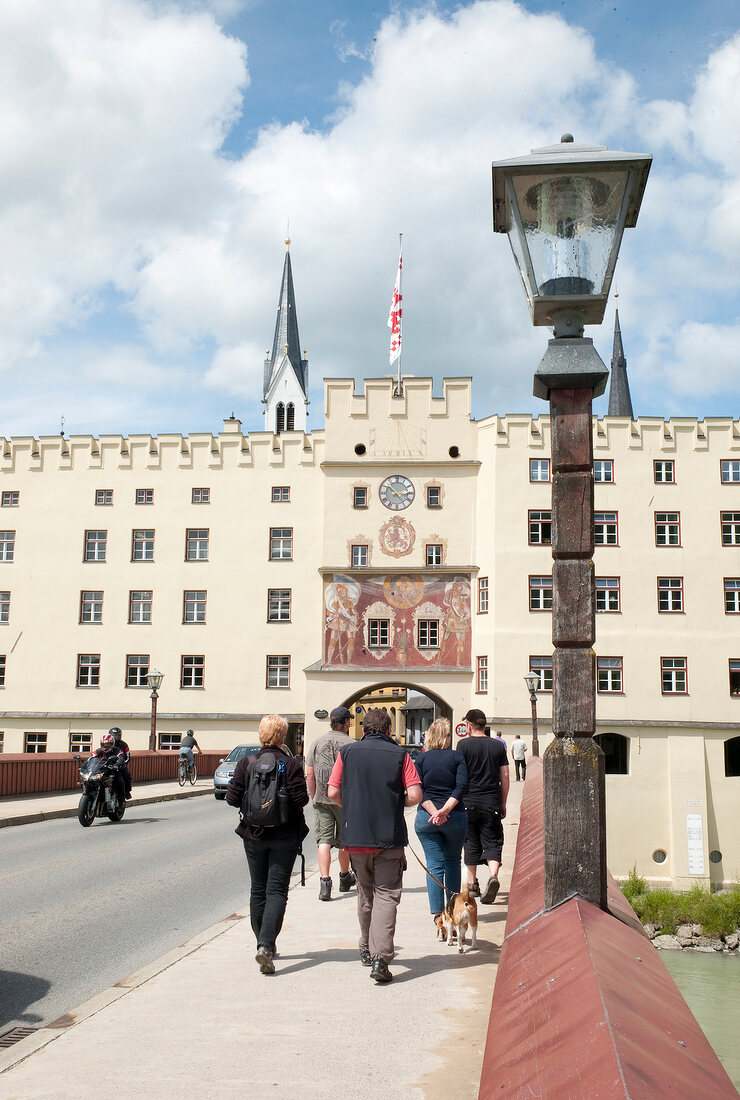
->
xmin=109 ymin=726 xmax=133 ymax=799
xmin=91 ymin=732 xmax=128 ymax=804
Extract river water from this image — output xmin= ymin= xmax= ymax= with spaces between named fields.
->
xmin=661 ymin=951 xmax=740 ymax=1089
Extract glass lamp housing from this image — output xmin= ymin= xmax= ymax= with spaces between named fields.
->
xmin=524 ymin=673 xmax=540 ymax=695
xmin=147 ymin=668 xmax=164 ymax=691
xmin=493 ymin=138 xmax=651 ymax=327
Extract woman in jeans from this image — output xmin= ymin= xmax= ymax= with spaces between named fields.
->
xmin=413 ymin=718 xmax=468 ymax=924
xmin=226 ymin=714 xmax=309 ymax=974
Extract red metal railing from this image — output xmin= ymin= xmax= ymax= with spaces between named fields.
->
xmin=0 ymin=752 xmax=228 ymax=797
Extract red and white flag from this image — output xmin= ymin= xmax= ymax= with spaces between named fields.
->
xmin=388 ymin=244 xmax=402 ymax=365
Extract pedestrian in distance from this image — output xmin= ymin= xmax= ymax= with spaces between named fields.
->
xmin=413 ymin=718 xmax=468 ymax=926
xmin=511 ymin=734 xmax=527 ymax=781
xmin=305 ymin=705 xmax=357 ymax=901
xmin=328 ymin=707 xmax=422 ymax=983
xmin=457 ymin=709 xmax=509 ymax=905
xmin=494 ymin=730 xmax=507 ymax=751
xmin=226 ymin=714 xmax=309 ymax=975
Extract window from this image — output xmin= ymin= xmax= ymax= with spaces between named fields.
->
xmin=529 ymin=656 xmax=552 ymax=692
xmin=730 ymin=660 xmax=740 ymax=696
xmin=721 ymin=460 xmax=740 ymax=483
xmin=655 ymin=512 xmax=680 ymax=546
xmin=268 ymin=589 xmax=291 ymax=622
xmin=529 ymin=458 xmax=550 ymax=482
xmin=126 ymin=654 xmax=150 ymax=687
xmin=594 ymin=512 xmax=618 ymax=545
xmin=80 ymin=590 xmax=103 ymax=623
xmin=0 ymin=655 xmax=5 ymax=687
xmin=84 ymin=530 xmax=106 ymax=562
xmin=1 ymin=491 xmax=19 ymax=506
xmin=271 ymin=487 xmax=289 ymax=502
xmin=368 ymin=619 xmax=390 ymax=647
xmin=70 ymin=732 xmax=92 ymax=753
xmin=594 ymin=733 xmax=629 ymax=774
xmin=654 ymin=460 xmax=675 ymax=484
xmin=270 ymin=528 xmax=293 ymax=559
xmin=185 ymin=528 xmax=209 ymax=560
xmin=129 ymin=590 xmax=152 ymax=623
xmin=183 ymin=590 xmax=206 ymax=623
xmin=417 ymin=620 xmax=439 ymax=648
xmin=529 ymin=576 xmax=553 ymax=611
xmin=426 ymin=485 xmax=441 ymax=508
xmin=351 ymin=544 xmax=368 ymax=568
xmin=0 ymin=591 xmax=9 ymax=623
xmin=661 ymin=657 xmax=687 ymax=694
xmin=721 ymin=512 xmax=740 ymax=545
xmin=266 ymin=654 xmax=290 ymax=688
xmin=595 ymin=577 xmax=620 ymax=613
xmin=95 ymin=489 xmax=113 ymax=505
xmin=353 ymin=486 xmax=368 ymax=508
xmin=276 ymin=404 xmax=285 ymax=433
xmin=477 ymin=577 xmax=489 ymax=614
xmin=476 ymin=655 xmax=488 ymax=693
xmin=24 ymin=732 xmax=47 ymax=753
xmin=724 ymin=736 xmax=740 ymax=778
xmin=724 ymin=578 xmax=740 ymax=614
xmin=658 ymin=577 xmax=684 ymax=612
xmin=593 ymin=460 xmax=613 ymax=483
xmin=136 ymin=488 xmax=154 ymax=504
xmin=77 ymin=653 xmax=100 ymax=687
xmin=426 ymin=544 xmax=443 ymax=567
xmin=0 ymin=731 xmax=3 ymax=752
xmin=132 ymin=529 xmax=155 ymax=561
xmin=528 ymin=510 xmax=552 ymax=545
xmin=192 ymin=487 xmax=210 ymax=504
xmin=0 ymin=530 xmax=15 ymax=561
xmin=597 ymin=656 xmax=623 ymax=693
xmin=159 ymin=733 xmax=181 ymax=751
xmin=181 ymin=655 xmax=205 ymax=688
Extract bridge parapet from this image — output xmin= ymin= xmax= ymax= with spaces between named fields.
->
xmin=479 ymin=758 xmax=736 ymax=1098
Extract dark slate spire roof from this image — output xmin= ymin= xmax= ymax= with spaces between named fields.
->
xmin=263 ymin=244 xmax=308 ymax=399
xmin=607 ymin=307 xmax=634 ymax=418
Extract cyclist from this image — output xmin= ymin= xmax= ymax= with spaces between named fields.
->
xmin=179 ymin=729 xmax=201 ymax=772
xmin=110 ymin=726 xmax=133 ymax=800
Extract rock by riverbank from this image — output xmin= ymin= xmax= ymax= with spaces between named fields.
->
xmin=647 ymin=923 xmax=740 ymax=953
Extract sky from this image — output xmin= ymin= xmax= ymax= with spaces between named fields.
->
xmin=1 ymin=0 xmax=739 ymax=439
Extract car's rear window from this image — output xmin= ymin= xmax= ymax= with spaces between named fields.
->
xmin=224 ymin=745 xmax=260 ymax=763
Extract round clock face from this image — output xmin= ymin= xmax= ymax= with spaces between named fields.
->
xmin=379 ymin=474 xmax=415 ymax=510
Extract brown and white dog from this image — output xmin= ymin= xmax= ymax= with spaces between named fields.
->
xmin=436 ymin=882 xmax=478 ymax=953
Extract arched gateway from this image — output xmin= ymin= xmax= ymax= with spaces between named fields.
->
xmin=333 ymin=682 xmax=453 ymax=745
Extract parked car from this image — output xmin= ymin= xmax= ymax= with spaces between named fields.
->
xmin=213 ymin=744 xmax=260 ymax=799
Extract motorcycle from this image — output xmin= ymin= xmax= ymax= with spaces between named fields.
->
xmin=76 ymin=753 xmax=127 ymax=827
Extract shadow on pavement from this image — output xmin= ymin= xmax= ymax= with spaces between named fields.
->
xmin=0 ymin=970 xmax=52 ymax=1029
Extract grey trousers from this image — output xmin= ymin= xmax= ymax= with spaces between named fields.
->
xmin=350 ymin=848 xmax=404 ymax=963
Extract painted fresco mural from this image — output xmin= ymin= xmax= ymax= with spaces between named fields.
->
xmin=323 ymin=573 xmax=472 ymax=670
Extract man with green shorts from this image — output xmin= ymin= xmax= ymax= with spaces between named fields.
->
xmin=306 ymin=706 xmax=357 ymax=901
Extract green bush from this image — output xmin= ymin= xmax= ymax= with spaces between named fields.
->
xmin=620 ymin=874 xmax=740 ymax=938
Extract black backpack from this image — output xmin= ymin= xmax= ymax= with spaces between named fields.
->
xmin=242 ymin=753 xmax=291 ymax=829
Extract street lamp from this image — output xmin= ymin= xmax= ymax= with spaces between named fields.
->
xmin=524 ymin=672 xmax=540 ymax=758
xmin=493 ymin=135 xmax=651 ymax=911
xmin=147 ymin=668 xmax=164 ymax=752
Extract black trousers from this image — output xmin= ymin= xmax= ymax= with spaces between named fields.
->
xmin=243 ymin=838 xmax=299 ymax=951
xmin=514 ymin=758 xmax=526 ymax=781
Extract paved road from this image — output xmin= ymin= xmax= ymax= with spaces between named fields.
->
xmin=0 ymin=796 xmax=316 ymax=1034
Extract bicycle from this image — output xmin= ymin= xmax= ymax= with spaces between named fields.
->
xmin=177 ymin=754 xmax=198 ymax=786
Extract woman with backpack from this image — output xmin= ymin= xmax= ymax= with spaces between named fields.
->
xmin=226 ymin=713 xmax=309 ymax=974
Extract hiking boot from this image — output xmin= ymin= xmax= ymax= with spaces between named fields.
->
xmin=319 ymin=877 xmax=332 ymax=901
xmin=255 ymin=945 xmax=275 ymax=975
xmin=338 ymin=870 xmax=356 ymax=892
xmin=468 ymin=879 xmax=480 ymax=897
xmin=359 ymin=947 xmax=372 ymax=966
xmin=480 ymin=877 xmax=500 ymax=905
xmin=370 ymin=956 xmax=393 ymax=983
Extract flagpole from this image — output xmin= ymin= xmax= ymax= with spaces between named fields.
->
xmin=388 ymin=234 xmax=403 ymax=397
xmin=396 ymin=233 xmax=402 ymax=397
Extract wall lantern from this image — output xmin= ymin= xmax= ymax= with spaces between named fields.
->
xmin=492 ymin=134 xmax=651 ymax=352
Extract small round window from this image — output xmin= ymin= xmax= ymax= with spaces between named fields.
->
xmin=709 ymin=850 xmax=722 ymax=864
xmin=652 ymin=849 xmax=667 ymax=864
xmin=354 ymin=443 xmax=366 ymax=456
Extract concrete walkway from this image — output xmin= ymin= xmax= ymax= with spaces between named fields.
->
xmin=0 ymin=780 xmax=523 ymax=1099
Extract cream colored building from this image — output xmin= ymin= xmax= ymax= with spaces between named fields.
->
xmin=0 ymin=256 xmax=738 ymax=890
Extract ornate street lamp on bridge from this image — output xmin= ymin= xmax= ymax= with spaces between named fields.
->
xmin=524 ymin=672 xmax=540 ymax=759
xmin=147 ymin=668 xmax=164 ymax=752
xmin=493 ymin=135 xmax=651 ymax=910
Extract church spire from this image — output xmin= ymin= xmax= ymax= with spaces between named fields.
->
xmin=263 ymin=240 xmax=309 ymax=433
xmin=607 ymin=305 xmax=634 ymax=418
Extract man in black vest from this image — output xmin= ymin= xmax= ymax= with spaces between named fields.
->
xmin=328 ymin=707 xmax=422 ymax=983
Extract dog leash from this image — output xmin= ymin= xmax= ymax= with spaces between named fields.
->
xmin=407 ymin=843 xmax=456 ymax=896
